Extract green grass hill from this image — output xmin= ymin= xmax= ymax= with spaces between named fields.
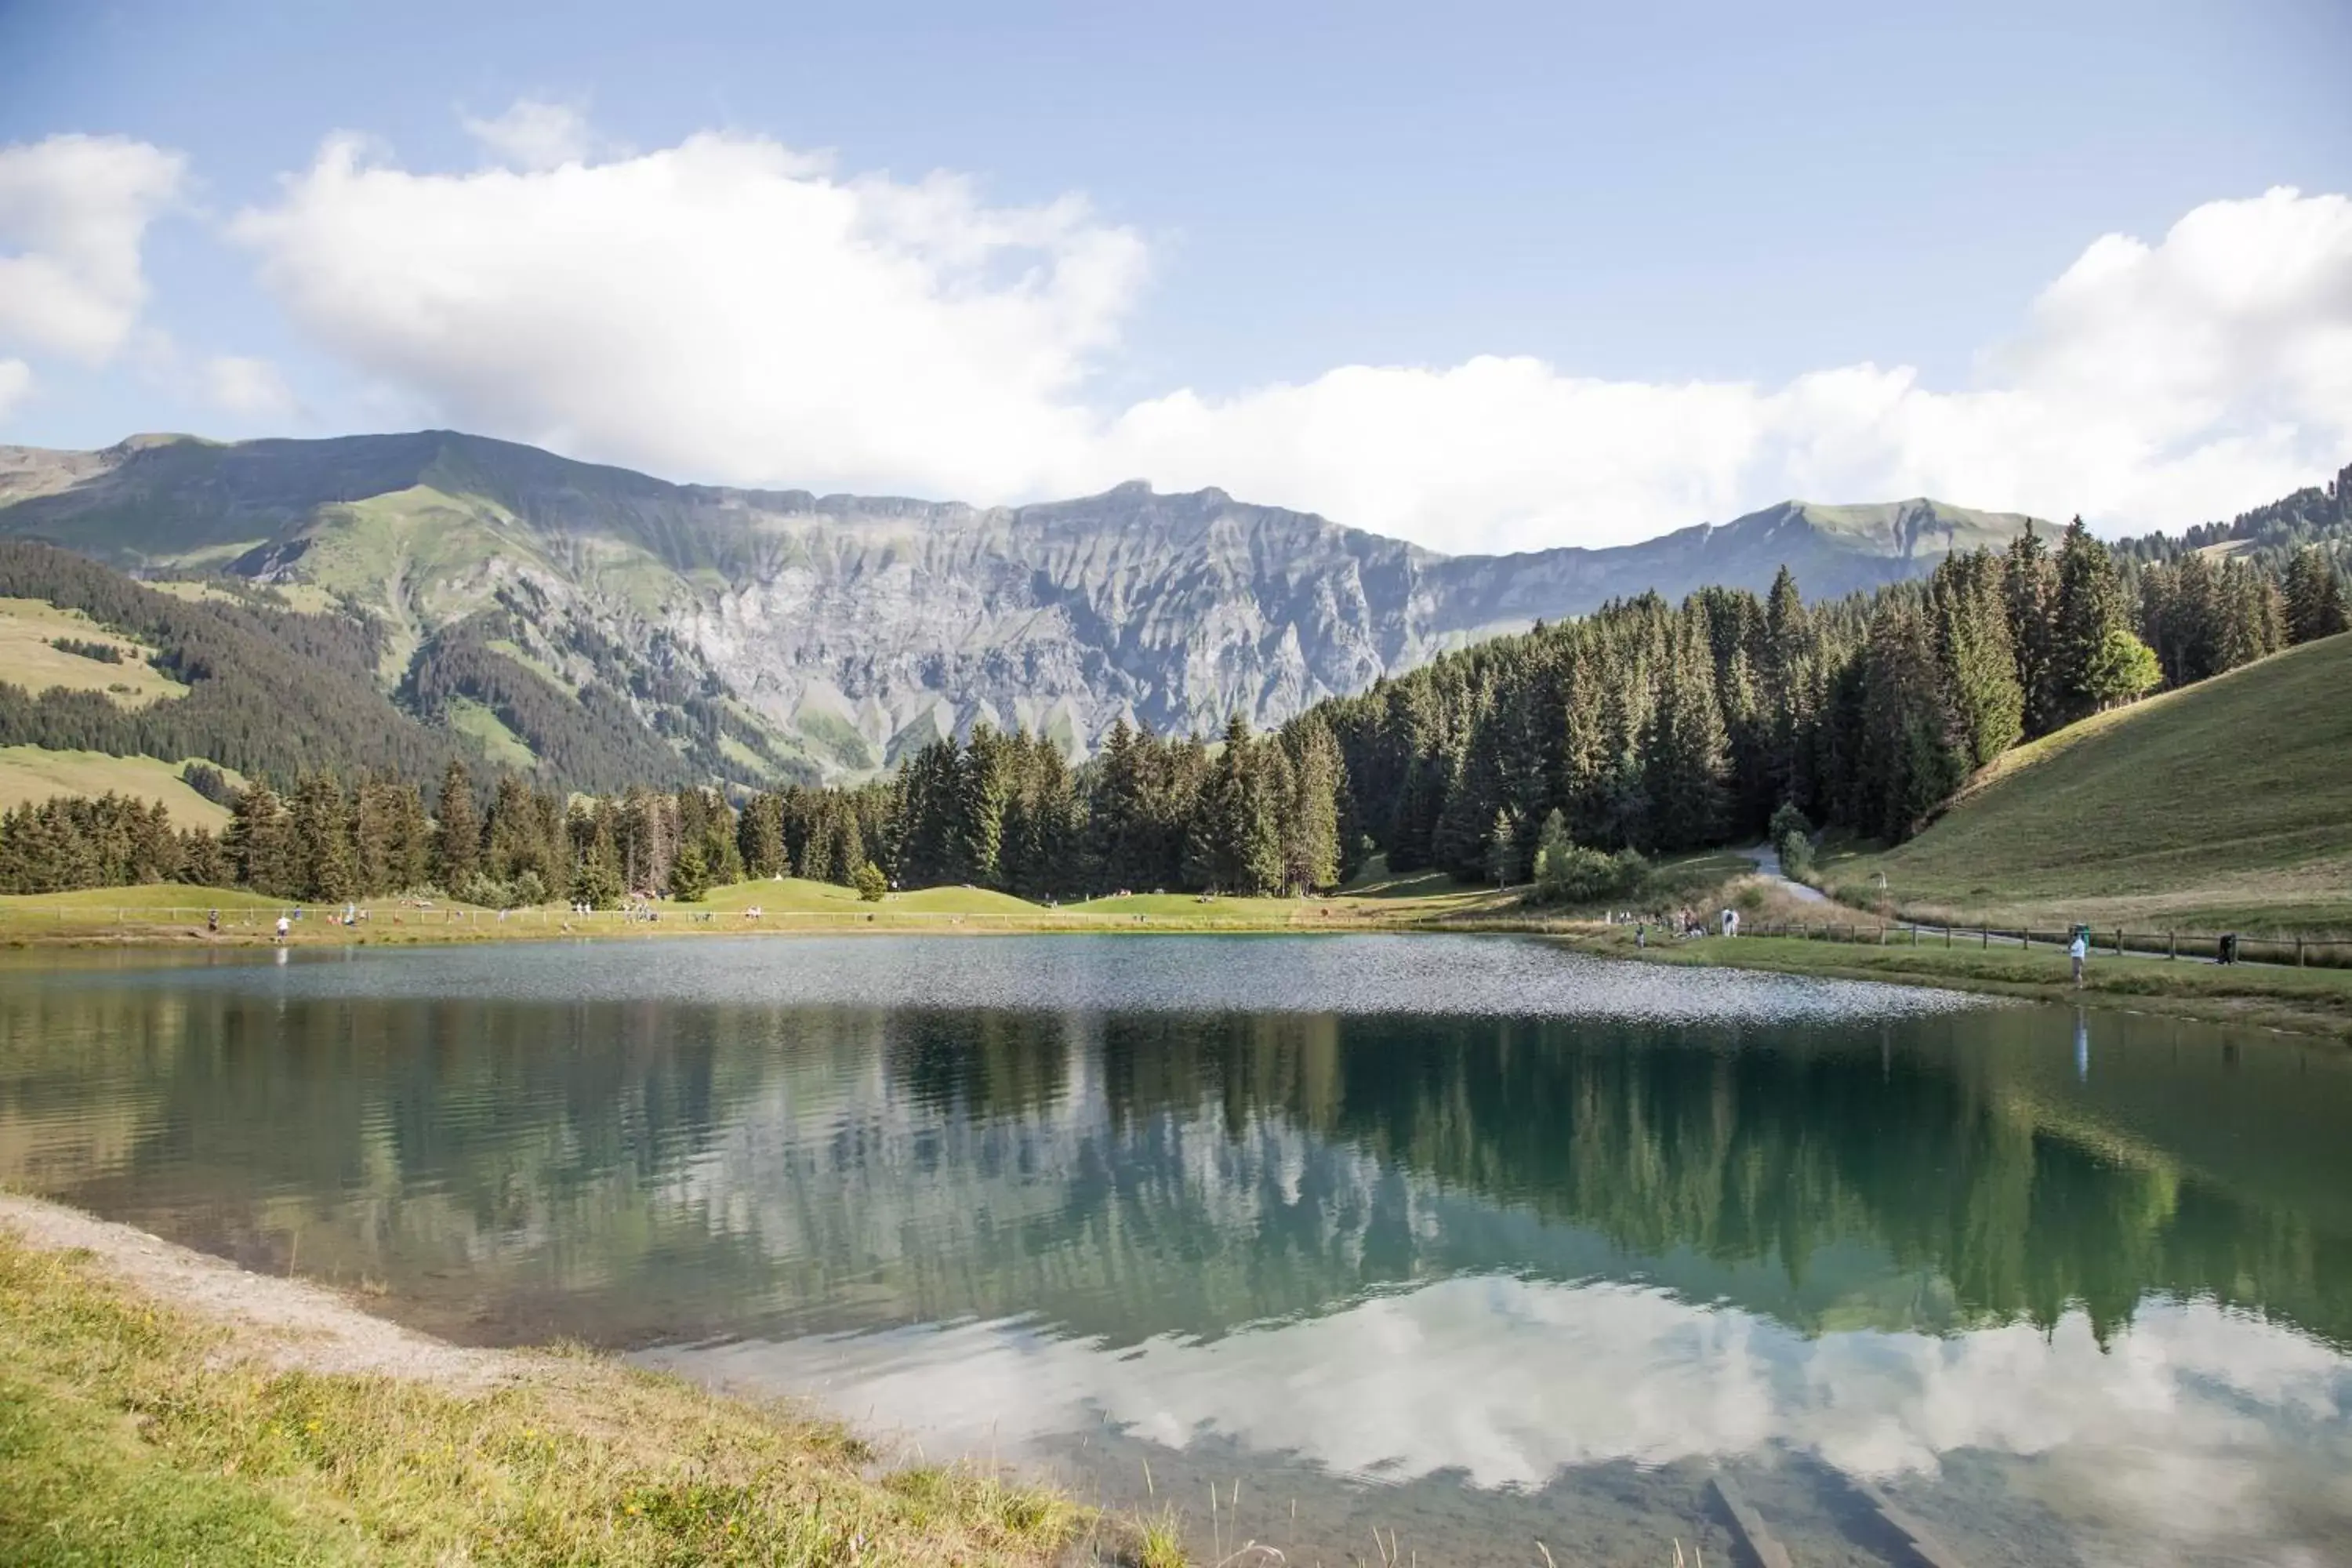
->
xmin=1820 ymin=633 xmax=2352 ymax=936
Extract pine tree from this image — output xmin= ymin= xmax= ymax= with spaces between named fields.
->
xmin=2052 ymin=516 xmax=2126 ymax=726
xmin=738 ymin=793 xmax=789 ymax=879
xmin=1858 ymin=603 xmax=1969 ymax=841
xmin=1484 ymin=808 xmax=1521 ymax=888
xmin=1281 ymin=716 xmax=1346 ymax=894
xmin=956 ymin=723 xmax=1012 ymax=887
xmin=1642 ymin=617 xmax=1730 ymax=851
xmin=224 ymin=779 xmax=296 ymax=895
xmin=432 ymin=762 xmax=481 ymax=895
xmin=179 ymin=828 xmax=228 ymax=890
xmin=2285 ymin=546 xmax=2348 ymax=644
xmin=668 ymin=840 xmax=709 ymax=902
xmin=1929 ymin=550 xmax=2024 ymax=768
xmin=2003 ymin=524 xmax=2062 ymax=737
xmin=290 ymin=771 xmax=358 ymax=901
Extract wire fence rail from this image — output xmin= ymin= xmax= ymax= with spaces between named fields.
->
xmin=1733 ymin=918 xmax=2352 ymax=971
xmin=10 ymin=905 xmax=2350 ymax=969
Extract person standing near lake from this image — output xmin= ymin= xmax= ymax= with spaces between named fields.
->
xmin=274 ymin=914 xmax=290 ymax=945
xmin=2069 ymin=928 xmax=2088 ymax=986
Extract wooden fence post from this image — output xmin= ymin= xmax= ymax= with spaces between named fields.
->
xmin=2114 ymin=927 xmax=2123 ymax=957
xmin=2298 ymin=937 xmax=2305 ymax=968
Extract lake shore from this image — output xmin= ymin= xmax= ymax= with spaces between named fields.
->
xmin=0 ymin=1192 xmax=1171 ymax=1566
xmin=11 ymin=885 xmax=2351 ymax=1044
xmin=1559 ymin=927 xmax=2352 ymax=1042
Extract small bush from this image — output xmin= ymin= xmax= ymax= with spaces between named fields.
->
xmin=1769 ymin=800 xmax=1816 ymax=880
xmin=1531 ymin=811 xmax=1650 ymax=904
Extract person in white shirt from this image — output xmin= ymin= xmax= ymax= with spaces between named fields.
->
xmin=274 ymin=915 xmax=291 ymax=944
xmin=2068 ymin=930 xmax=2088 ymax=986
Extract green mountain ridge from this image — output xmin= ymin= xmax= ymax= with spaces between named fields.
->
xmin=0 ymin=430 xmax=2058 ymax=787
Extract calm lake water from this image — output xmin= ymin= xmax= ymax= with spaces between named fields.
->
xmin=3 ymin=935 xmax=2348 ymax=1566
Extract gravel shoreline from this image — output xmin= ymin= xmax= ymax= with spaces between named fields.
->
xmin=0 ymin=1192 xmax=515 ymax=1392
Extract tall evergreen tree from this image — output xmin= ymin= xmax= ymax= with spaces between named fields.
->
xmin=1929 ymin=550 xmax=2024 ymax=768
xmin=224 ymin=779 xmax=296 ymax=897
xmin=2052 ymin=516 xmax=2127 ymax=726
xmin=432 ymin=762 xmax=481 ymax=894
xmin=2285 ymin=546 xmax=2348 ymax=644
xmin=289 ymin=771 xmax=358 ymax=902
xmin=2003 ymin=524 xmax=2062 ymax=737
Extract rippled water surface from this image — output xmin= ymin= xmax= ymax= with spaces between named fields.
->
xmin=4 ymin=935 xmax=2348 ymax=1566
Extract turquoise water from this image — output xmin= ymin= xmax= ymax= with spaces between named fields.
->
xmin=2 ymin=935 xmax=2347 ymax=1565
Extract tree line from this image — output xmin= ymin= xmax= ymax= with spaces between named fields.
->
xmin=1 ymin=512 xmax=2344 ymax=902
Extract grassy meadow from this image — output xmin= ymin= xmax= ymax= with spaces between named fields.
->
xmin=0 ymin=1221 xmax=1123 ymax=1568
xmin=0 ymin=748 xmax=234 ymax=831
xmin=0 ymin=597 xmax=187 ymax=708
xmin=1817 ymin=635 xmax=2352 ymax=938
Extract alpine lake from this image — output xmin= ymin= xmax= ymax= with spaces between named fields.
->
xmin=2 ymin=934 xmax=2347 ymax=1566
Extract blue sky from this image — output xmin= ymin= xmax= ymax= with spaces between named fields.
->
xmin=2 ymin=0 xmax=2348 ymax=550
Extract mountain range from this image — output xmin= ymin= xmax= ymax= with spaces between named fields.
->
xmin=0 ymin=430 xmax=2042 ymax=785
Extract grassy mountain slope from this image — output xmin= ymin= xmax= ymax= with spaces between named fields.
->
xmin=0 ymin=746 xmax=234 ymax=829
xmin=1819 ymin=633 xmax=2352 ymax=935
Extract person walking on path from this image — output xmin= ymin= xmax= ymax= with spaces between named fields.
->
xmin=2068 ymin=928 xmax=2089 ymax=987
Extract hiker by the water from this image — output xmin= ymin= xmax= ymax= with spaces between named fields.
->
xmin=274 ymin=913 xmax=290 ymax=944
xmin=2068 ymin=927 xmax=2089 ymax=986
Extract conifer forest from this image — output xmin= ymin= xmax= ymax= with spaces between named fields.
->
xmin=1 ymin=515 xmax=2345 ymax=902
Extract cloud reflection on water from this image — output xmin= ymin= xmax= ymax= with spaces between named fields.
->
xmin=656 ymin=1272 xmax=2352 ymax=1555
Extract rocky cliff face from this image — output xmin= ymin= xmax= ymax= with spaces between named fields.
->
xmin=0 ymin=431 xmax=2042 ymax=780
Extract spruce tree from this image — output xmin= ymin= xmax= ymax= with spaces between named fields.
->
xmin=2285 ymin=546 xmax=2348 ymax=644
xmin=225 ymin=779 xmax=297 ymax=895
xmin=290 ymin=771 xmax=358 ymax=902
xmin=667 ymin=840 xmax=709 ymax=902
xmin=956 ymin=723 xmax=1011 ymax=887
xmin=1642 ymin=619 xmax=1730 ymax=851
xmin=2003 ymin=524 xmax=2062 ymax=737
xmin=432 ymin=763 xmax=481 ymax=895
xmin=1929 ymin=550 xmax=2024 ymax=768
xmin=2052 ymin=516 xmax=2125 ymax=726
xmin=1282 ymin=717 xmax=1345 ymax=894
xmin=1484 ymin=808 xmax=1521 ymax=888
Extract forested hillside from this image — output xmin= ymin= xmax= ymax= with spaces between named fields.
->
xmin=1 ymin=464 xmax=2343 ymax=904
xmin=0 ymin=542 xmax=469 ymax=785
xmin=0 ymin=430 xmax=2046 ymax=772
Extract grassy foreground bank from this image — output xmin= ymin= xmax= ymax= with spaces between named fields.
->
xmin=0 ymin=1203 xmax=1167 ymax=1567
xmin=1563 ymin=926 xmax=2352 ymax=1041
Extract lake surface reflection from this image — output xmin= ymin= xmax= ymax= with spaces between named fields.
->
xmin=3 ymin=936 xmax=2348 ymax=1566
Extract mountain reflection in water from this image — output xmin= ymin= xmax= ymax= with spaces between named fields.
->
xmin=2 ymin=935 xmax=2347 ymax=1565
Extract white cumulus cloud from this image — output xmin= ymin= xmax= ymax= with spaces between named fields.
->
xmin=233 ymin=126 xmax=1144 ymax=502
xmin=0 ymin=133 xmax=187 ymax=365
xmin=230 ymin=110 xmax=2352 ymax=550
xmin=0 ymin=358 xmax=31 ymax=424
xmin=201 ymin=354 xmax=296 ymax=417
xmin=461 ymin=99 xmax=596 ymax=172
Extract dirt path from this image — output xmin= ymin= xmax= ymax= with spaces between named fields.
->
xmin=0 ymin=1192 xmax=515 ymax=1392
xmin=1733 ymin=843 xmax=1830 ymax=903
